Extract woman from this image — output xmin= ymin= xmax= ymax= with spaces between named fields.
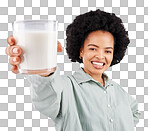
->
xmin=6 ymin=9 xmax=141 ymax=131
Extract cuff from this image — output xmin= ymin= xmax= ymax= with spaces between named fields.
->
xmin=23 ymin=66 xmax=60 ymax=84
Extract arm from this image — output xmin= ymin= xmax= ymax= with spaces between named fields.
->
xmin=24 ymin=66 xmax=67 ymax=120
xmin=128 ymin=94 xmax=141 ymax=126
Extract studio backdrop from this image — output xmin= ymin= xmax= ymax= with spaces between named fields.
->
xmin=0 ymin=0 xmax=147 ymax=131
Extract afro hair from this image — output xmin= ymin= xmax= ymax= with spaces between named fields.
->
xmin=66 ymin=9 xmax=130 ymax=66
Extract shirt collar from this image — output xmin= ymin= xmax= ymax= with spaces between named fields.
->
xmin=73 ymin=67 xmax=112 ymax=88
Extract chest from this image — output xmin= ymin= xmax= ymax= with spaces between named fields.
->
xmin=70 ymin=82 xmax=131 ymax=121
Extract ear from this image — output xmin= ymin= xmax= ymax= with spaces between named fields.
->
xmin=79 ymin=48 xmax=83 ymax=56
xmin=80 ymin=46 xmax=84 ymax=53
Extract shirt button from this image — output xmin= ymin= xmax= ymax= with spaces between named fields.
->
xmin=104 ymin=91 xmax=107 ymax=94
xmin=110 ymin=119 xmax=113 ymax=123
xmin=107 ymin=104 xmax=111 ymax=108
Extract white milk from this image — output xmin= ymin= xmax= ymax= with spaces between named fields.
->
xmin=14 ymin=31 xmax=57 ymax=70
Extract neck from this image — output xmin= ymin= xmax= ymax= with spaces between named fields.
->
xmin=94 ymin=75 xmax=104 ymax=87
xmin=82 ymin=67 xmax=105 ymax=87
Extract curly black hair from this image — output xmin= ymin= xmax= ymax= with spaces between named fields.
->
xmin=66 ymin=9 xmax=130 ymax=66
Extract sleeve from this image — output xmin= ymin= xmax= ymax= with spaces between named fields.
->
xmin=128 ymin=94 xmax=141 ymax=126
xmin=24 ymin=66 xmax=68 ymax=120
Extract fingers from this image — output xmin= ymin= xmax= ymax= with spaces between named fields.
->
xmin=11 ymin=65 xmax=19 ymax=74
xmin=7 ymin=35 xmax=16 ymax=46
xmin=9 ymin=56 xmax=21 ymax=66
xmin=5 ymin=45 xmax=23 ymax=57
xmin=7 ymin=35 xmax=19 ymax=74
xmin=57 ymin=41 xmax=63 ymax=52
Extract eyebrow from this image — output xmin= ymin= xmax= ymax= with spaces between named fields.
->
xmin=88 ymin=44 xmax=113 ymax=49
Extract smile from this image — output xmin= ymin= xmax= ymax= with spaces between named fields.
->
xmin=91 ymin=61 xmax=105 ymax=69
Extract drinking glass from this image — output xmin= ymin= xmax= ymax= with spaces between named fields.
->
xmin=12 ymin=20 xmax=58 ymax=75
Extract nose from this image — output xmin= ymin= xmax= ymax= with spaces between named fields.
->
xmin=95 ymin=50 xmax=105 ymax=59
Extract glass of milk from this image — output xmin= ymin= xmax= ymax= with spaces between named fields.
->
xmin=12 ymin=20 xmax=58 ymax=75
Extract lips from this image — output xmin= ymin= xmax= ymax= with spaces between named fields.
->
xmin=91 ymin=61 xmax=105 ymax=69
xmin=91 ymin=61 xmax=105 ymax=65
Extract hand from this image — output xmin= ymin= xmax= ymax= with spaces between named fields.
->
xmin=5 ymin=35 xmax=63 ymax=74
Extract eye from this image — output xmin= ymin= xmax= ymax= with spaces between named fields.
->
xmin=106 ymin=50 xmax=112 ymax=53
xmin=89 ymin=48 xmax=96 ymax=51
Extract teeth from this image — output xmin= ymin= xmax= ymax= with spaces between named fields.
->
xmin=92 ymin=62 xmax=104 ymax=66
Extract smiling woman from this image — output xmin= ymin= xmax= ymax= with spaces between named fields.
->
xmin=79 ymin=30 xmax=114 ymax=83
xmin=9 ymin=9 xmax=141 ymax=131
xmin=66 ymin=9 xmax=130 ymax=67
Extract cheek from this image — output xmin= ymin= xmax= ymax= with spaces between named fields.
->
xmin=82 ymin=53 xmax=94 ymax=64
xmin=84 ymin=52 xmax=94 ymax=59
xmin=106 ymin=54 xmax=113 ymax=63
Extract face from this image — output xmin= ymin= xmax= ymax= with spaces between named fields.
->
xmin=80 ymin=30 xmax=114 ymax=80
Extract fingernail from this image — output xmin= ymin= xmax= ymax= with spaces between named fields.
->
xmin=13 ymin=48 xmax=19 ymax=54
xmin=10 ymin=42 xmax=14 ymax=45
xmin=13 ymin=57 xmax=17 ymax=62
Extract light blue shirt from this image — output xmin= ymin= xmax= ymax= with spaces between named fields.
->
xmin=25 ymin=66 xmax=141 ymax=131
